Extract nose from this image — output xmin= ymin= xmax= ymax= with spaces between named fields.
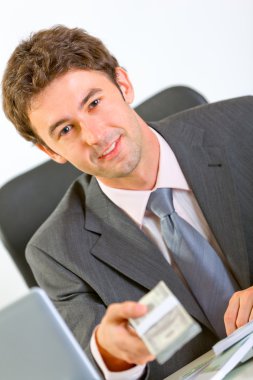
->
xmin=79 ymin=118 xmax=105 ymax=146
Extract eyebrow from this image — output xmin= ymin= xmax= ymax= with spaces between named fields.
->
xmin=48 ymin=88 xmax=103 ymax=137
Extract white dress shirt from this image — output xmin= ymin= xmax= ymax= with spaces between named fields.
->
xmin=90 ymin=130 xmax=223 ymax=380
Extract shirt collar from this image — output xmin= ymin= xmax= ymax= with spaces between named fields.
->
xmin=97 ymin=129 xmax=189 ymax=227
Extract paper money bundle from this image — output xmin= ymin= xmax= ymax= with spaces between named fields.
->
xmin=129 ymin=281 xmax=201 ymax=364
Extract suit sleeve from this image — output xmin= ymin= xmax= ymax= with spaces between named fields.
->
xmin=26 ymin=242 xmax=150 ymax=380
xmin=26 ymin=243 xmax=105 ymax=365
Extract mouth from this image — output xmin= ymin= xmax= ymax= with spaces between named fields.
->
xmin=99 ymin=137 xmax=121 ymax=160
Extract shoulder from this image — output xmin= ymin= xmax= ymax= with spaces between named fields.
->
xmin=27 ymin=173 xmax=94 ymax=249
xmin=151 ymin=95 xmax=253 ymax=142
xmin=154 ymin=95 xmax=253 ymax=125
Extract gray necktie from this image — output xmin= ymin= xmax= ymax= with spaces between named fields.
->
xmin=147 ymin=188 xmax=239 ymax=338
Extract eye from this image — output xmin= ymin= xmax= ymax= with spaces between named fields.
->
xmin=60 ymin=125 xmax=72 ymax=136
xmin=88 ymin=98 xmax=100 ymax=110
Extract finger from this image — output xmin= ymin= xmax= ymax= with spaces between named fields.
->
xmin=115 ymin=332 xmax=154 ymax=365
xmin=127 ymin=323 xmax=141 ymax=336
xmin=224 ymin=293 xmax=240 ymax=335
xmin=249 ymin=308 xmax=253 ymax=322
xmin=235 ymin=290 xmax=253 ymax=328
xmin=117 ymin=335 xmax=155 ymax=365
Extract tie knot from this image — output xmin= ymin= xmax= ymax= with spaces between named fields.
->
xmin=147 ymin=188 xmax=175 ymax=218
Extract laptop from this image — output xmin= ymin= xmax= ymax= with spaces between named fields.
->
xmin=0 ymin=287 xmax=102 ymax=380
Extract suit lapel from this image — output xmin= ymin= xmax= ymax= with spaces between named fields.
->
xmin=152 ymin=120 xmax=250 ymax=289
xmin=84 ymin=177 xmax=213 ymax=331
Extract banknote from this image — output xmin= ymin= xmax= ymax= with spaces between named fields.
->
xmin=129 ymin=281 xmax=201 ymax=364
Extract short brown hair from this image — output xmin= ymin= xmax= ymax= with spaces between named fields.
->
xmin=2 ymin=25 xmax=119 ymax=144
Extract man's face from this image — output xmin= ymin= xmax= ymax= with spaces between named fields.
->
xmin=28 ymin=68 xmax=150 ymax=188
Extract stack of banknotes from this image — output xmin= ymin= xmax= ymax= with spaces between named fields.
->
xmin=129 ymin=281 xmax=202 ymax=364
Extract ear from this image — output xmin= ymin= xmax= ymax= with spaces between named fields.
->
xmin=36 ymin=144 xmax=67 ymax=164
xmin=115 ymin=67 xmax=134 ymax=104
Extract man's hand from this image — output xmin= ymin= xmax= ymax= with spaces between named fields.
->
xmin=224 ymin=286 xmax=253 ymax=335
xmin=96 ymin=301 xmax=155 ymax=371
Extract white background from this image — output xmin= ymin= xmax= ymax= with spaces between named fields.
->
xmin=0 ymin=0 xmax=253 ymax=309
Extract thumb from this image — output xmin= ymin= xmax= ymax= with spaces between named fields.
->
xmin=106 ymin=301 xmax=148 ymax=322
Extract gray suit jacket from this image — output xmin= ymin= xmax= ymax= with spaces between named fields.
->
xmin=26 ymin=96 xmax=253 ymax=379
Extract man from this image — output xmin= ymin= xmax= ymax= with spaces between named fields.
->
xmin=2 ymin=25 xmax=253 ymax=379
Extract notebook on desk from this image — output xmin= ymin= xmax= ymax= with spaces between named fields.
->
xmin=0 ymin=287 xmax=102 ymax=380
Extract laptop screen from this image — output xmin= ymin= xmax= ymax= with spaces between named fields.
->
xmin=0 ymin=287 xmax=102 ymax=380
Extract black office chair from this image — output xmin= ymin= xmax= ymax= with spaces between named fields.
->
xmin=135 ymin=85 xmax=207 ymax=121
xmin=0 ymin=86 xmax=207 ymax=287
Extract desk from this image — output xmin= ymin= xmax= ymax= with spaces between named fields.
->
xmin=164 ymin=351 xmax=253 ymax=379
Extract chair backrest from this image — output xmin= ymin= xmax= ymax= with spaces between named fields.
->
xmin=0 ymin=86 xmax=207 ymax=287
xmin=135 ymin=85 xmax=207 ymax=121
xmin=0 ymin=162 xmax=82 ymax=287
